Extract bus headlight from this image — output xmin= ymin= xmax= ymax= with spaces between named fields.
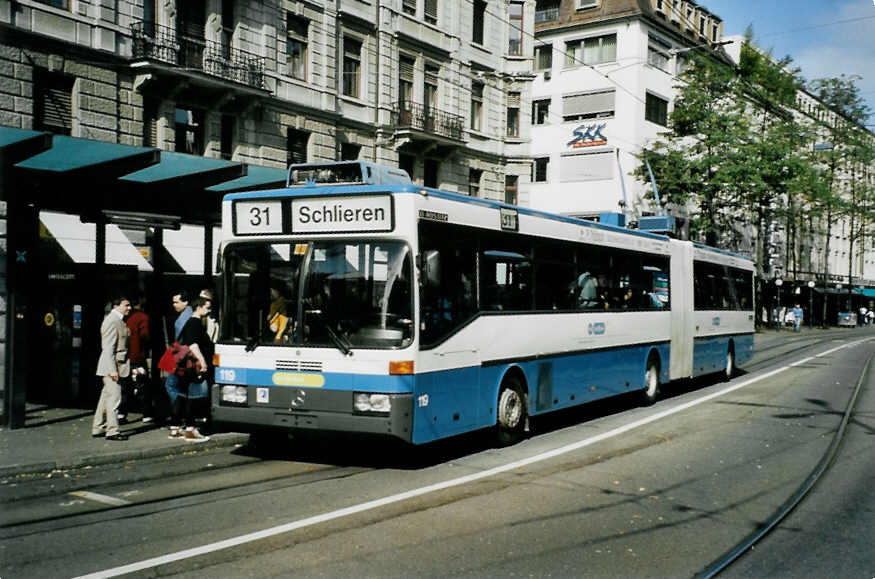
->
xmin=221 ymin=385 xmax=247 ymax=404
xmin=354 ymin=393 xmax=391 ymax=414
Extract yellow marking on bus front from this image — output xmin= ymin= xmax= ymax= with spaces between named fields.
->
xmin=272 ymin=372 xmax=325 ymax=387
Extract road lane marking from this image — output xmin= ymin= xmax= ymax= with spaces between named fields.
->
xmin=74 ymin=337 xmax=872 ymax=579
xmin=68 ymin=491 xmax=131 ymax=507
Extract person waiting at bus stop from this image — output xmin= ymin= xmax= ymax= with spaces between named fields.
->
xmin=166 ymin=295 xmax=212 ymax=442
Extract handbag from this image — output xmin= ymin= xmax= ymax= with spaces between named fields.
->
xmin=158 ymin=341 xmax=201 ymax=379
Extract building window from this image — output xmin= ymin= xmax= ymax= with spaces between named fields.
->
xmin=711 ymin=22 xmax=719 ymax=42
xmin=143 ymin=97 xmax=159 ymax=147
xmin=473 ymin=0 xmax=487 ymax=44
xmin=340 ymin=143 xmax=361 ymax=161
xmin=565 ymin=33 xmax=616 ymax=66
xmin=505 ymin=175 xmax=518 ymax=205
xmin=403 ymin=0 xmax=416 ymax=16
xmin=399 ymin=153 xmax=415 ymax=180
xmin=424 ymin=0 xmax=438 ymax=24
xmin=508 ymin=2 xmax=523 ymax=56
xmin=342 ymin=37 xmax=362 ymax=98
xmin=562 ymin=90 xmax=615 ymax=121
xmin=286 ymin=14 xmax=309 ymax=81
xmin=425 ymin=63 xmax=439 ymax=111
xmin=560 ymin=151 xmax=613 ymax=182
xmin=469 ymin=168 xmax=483 ymax=196
xmin=34 ymin=0 xmax=69 ymax=8
xmin=698 ymin=15 xmax=705 ymax=36
xmin=220 ymin=115 xmax=234 ymax=160
xmin=221 ymin=0 xmax=234 ymax=57
xmin=647 ymin=36 xmax=670 ymax=72
xmin=532 ymin=99 xmax=550 ymax=125
xmin=645 ymin=92 xmax=668 ymax=126
xmin=533 ymin=157 xmax=549 ymax=182
xmin=34 ymin=69 xmax=74 ymax=135
xmin=535 ymin=44 xmax=553 ymax=71
xmin=506 ymin=92 xmax=520 ymax=138
xmin=287 ymin=127 xmax=309 ymax=166
xmin=424 ymin=159 xmax=439 ymax=188
xmin=399 ymin=55 xmax=415 ymax=106
xmin=576 ymin=0 xmax=598 ymax=8
xmin=174 ymin=107 xmax=205 ymax=155
xmin=471 ymin=81 xmax=484 ymax=132
xmin=535 ymin=1 xmax=559 ymax=23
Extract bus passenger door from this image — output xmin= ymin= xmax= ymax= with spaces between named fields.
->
xmin=669 ymin=240 xmax=694 ymax=380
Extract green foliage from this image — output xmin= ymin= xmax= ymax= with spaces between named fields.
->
xmin=636 ymin=34 xmax=874 ymax=286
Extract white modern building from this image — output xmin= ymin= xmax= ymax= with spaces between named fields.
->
xmin=528 ymin=0 xmax=724 ymax=223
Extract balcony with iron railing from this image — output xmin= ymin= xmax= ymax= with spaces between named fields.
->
xmin=131 ymin=21 xmax=266 ymax=90
xmin=391 ymin=101 xmax=465 ymax=142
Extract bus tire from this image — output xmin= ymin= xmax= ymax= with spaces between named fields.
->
xmin=495 ymin=375 xmax=527 ymax=447
xmin=724 ymin=345 xmax=735 ymax=382
xmin=640 ymin=355 xmax=660 ymax=406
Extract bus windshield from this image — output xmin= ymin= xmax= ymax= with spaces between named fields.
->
xmin=222 ymin=240 xmax=414 ymax=350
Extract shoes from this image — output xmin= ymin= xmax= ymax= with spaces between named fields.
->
xmin=118 ymin=414 xmax=128 ymax=424
xmin=168 ymin=426 xmax=182 ymax=439
xmin=184 ymin=427 xmax=210 ymax=443
xmin=105 ymin=433 xmax=128 ymax=441
xmin=142 ymin=416 xmax=154 ymax=424
xmin=91 ymin=432 xmax=104 ymax=438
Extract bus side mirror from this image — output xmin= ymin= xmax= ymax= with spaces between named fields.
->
xmin=421 ymin=250 xmax=441 ymax=287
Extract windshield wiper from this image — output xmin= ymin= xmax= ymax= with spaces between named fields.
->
xmin=306 ymin=308 xmax=353 ymax=356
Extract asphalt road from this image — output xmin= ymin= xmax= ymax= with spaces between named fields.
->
xmin=1 ymin=332 xmax=873 ymax=578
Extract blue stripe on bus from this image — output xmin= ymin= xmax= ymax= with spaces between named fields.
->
xmin=411 ymin=341 xmax=672 ymax=444
xmin=692 ymin=333 xmax=754 ymax=376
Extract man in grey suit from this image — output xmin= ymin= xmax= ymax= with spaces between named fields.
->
xmin=92 ymin=295 xmax=132 ymax=441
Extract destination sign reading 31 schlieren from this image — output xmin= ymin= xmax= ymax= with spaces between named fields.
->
xmin=291 ymin=195 xmax=393 ymax=233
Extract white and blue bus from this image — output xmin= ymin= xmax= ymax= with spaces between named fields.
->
xmin=212 ymin=161 xmax=755 ymax=445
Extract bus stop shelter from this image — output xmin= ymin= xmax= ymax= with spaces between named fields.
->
xmin=1 ymin=126 xmax=287 ymax=427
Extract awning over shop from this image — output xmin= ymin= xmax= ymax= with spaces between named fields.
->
xmin=0 ymin=127 xmax=52 ymax=165
xmin=120 ymin=151 xmax=246 ymax=190
xmin=206 ymin=164 xmax=287 ymax=193
xmin=812 ymin=286 xmax=862 ymax=295
xmin=40 ymin=211 xmax=153 ymax=271
xmin=16 ymin=135 xmax=159 ymax=178
xmin=163 ymin=224 xmax=222 ymax=275
xmin=860 ymin=289 xmax=875 ymax=298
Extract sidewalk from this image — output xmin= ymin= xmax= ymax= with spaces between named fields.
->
xmin=0 ymin=405 xmax=249 ymax=479
xmin=1 ymin=325 xmax=870 ymax=479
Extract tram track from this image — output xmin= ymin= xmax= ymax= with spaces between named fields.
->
xmin=695 ymin=347 xmax=873 ymax=578
xmin=0 ymin=454 xmax=370 ymax=536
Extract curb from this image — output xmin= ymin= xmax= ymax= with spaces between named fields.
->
xmin=0 ymin=432 xmax=250 ymax=478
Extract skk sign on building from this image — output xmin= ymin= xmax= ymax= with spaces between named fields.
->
xmin=567 ymin=123 xmax=608 ymax=148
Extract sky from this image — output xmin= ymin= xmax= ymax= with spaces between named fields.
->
xmin=700 ymin=0 xmax=875 ymax=126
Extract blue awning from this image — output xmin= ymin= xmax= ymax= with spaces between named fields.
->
xmin=206 ymin=164 xmax=287 ymax=193
xmin=0 ymin=127 xmax=52 ymax=165
xmin=15 ymin=135 xmax=158 ymax=175
xmin=120 ymin=151 xmax=245 ymax=186
xmin=860 ymin=289 xmax=875 ymax=298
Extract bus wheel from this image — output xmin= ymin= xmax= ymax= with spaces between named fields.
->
xmin=724 ymin=347 xmax=735 ymax=382
xmin=496 ymin=376 xmax=527 ymax=446
xmin=640 ymin=357 xmax=660 ymax=406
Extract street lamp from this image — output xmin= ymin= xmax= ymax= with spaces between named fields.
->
xmin=775 ymin=278 xmax=783 ymax=330
xmin=807 ymin=281 xmax=815 ymax=329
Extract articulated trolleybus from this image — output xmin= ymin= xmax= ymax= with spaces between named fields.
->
xmin=212 ymin=161 xmax=754 ymax=446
